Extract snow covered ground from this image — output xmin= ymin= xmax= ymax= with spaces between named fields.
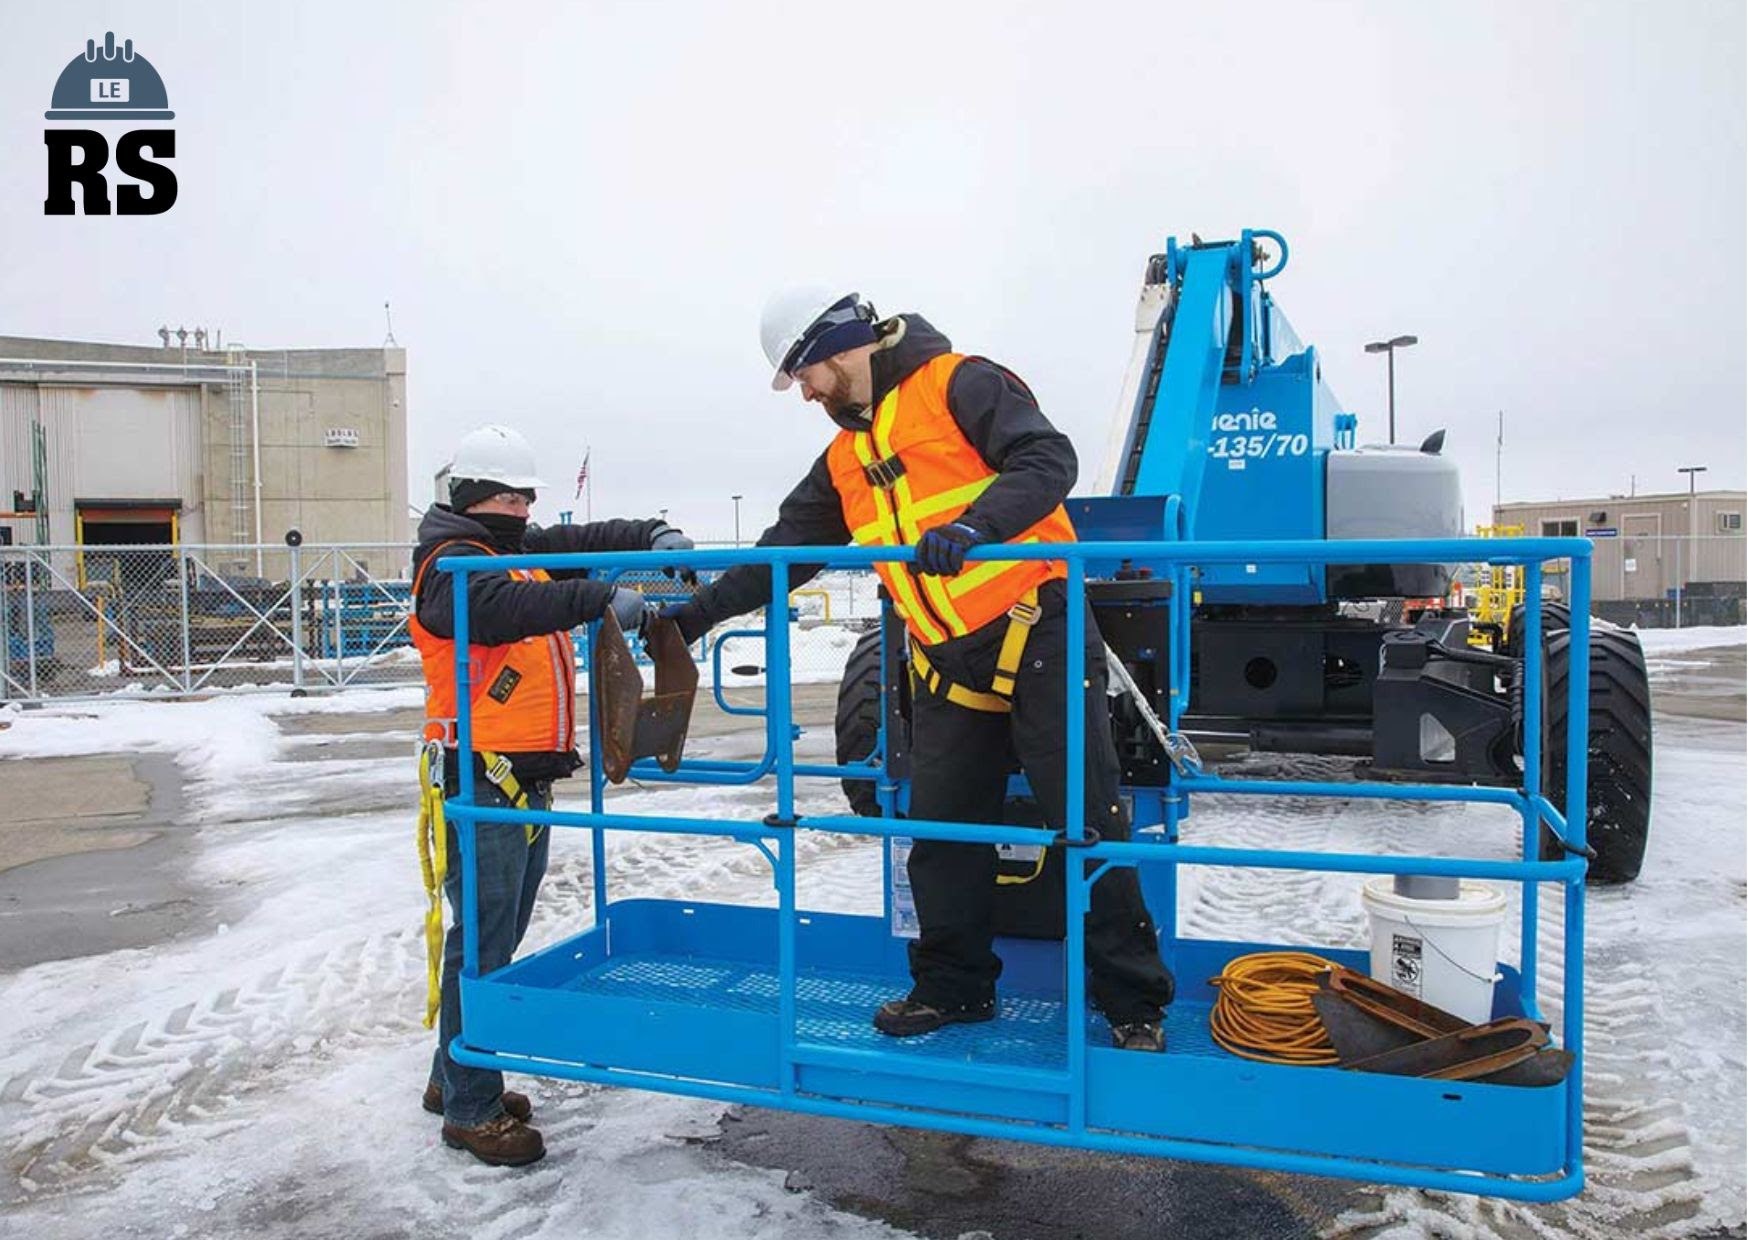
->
xmin=0 ymin=630 xmax=1741 ymax=1239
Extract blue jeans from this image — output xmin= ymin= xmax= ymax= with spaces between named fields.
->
xmin=428 ymin=779 xmax=551 ymax=1127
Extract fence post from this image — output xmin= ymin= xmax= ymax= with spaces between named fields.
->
xmin=0 ymin=552 xmax=12 ymax=703
xmin=24 ymin=551 xmax=39 ymax=699
xmin=333 ymin=575 xmax=344 ymax=685
xmin=289 ymin=543 xmax=306 ymax=694
xmin=177 ymin=545 xmax=194 ymax=693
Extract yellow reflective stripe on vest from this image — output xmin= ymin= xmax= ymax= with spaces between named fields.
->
xmin=850 ymin=514 xmax=893 ymax=544
xmin=945 ymin=536 xmax=1046 ymax=599
xmin=848 ymin=433 xmax=904 ymax=545
xmin=905 ymin=474 xmax=996 ymax=525
xmin=871 ymin=392 xmax=972 ymax=638
xmin=851 ymin=426 xmax=949 ymax=645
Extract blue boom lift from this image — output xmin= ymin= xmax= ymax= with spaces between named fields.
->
xmin=438 ymin=231 xmax=1635 ymax=1199
xmin=838 ymin=229 xmax=1651 ymax=888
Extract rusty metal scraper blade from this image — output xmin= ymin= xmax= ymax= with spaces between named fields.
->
xmin=593 ymin=609 xmax=699 ymax=784
xmin=1313 ymin=968 xmax=1571 ymax=1085
xmin=1344 ymin=1018 xmax=1551 ymax=1082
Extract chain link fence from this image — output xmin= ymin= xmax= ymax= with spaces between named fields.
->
xmin=0 ymin=543 xmax=876 ymax=705
xmin=1536 ymin=533 xmax=1744 ymax=628
xmin=13 ymin=531 xmax=1729 ymax=707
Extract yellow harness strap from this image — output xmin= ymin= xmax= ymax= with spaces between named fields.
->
xmin=417 ymin=741 xmax=449 ymax=1029
xmin=906 ymin=589 xmax=1050 ymax=885
xmin=989 ymin=590 xmax=1041 ymax=697
xmin=907 ymin=588 xmax=1042 ymax=715
xmin=416 ymin=744 xmax=537 ymax=1030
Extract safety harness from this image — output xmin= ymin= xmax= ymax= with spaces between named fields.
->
xmin=416 ymin=739 xmax=540 ymax=1029
xmin=907 ymin=586 xmax=1042 ymax=714
xmin=905 ymin=586 xmax=1048 ymax=884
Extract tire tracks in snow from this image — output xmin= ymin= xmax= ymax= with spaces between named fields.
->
xmin=1184 ymin=753 xmax=1712 ymax=1238
xmin=0 ymin=773 xmax=859 ymax=1206
xmin=1318 ymin=829 xmax=1711 ymax=1238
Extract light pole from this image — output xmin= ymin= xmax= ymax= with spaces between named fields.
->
xmin=731 ymin=494 xmax=743 ymax=547
xmin=1363 ymin=334 xmax=1418 ymax=445
xmin=1677 ymin=465 xmax=1707 ymax=626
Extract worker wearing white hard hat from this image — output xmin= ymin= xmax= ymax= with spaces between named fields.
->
xmin=759 ymin=288 xmax=881 ymax=392
xmin=410 ymin=423 xmax=696 ymax=1167
xmin=667 ymin=295 xmax=1174 ymax=1052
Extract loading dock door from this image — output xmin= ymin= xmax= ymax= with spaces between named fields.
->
xmin=75 ymin=501 xmax=180 ymax=591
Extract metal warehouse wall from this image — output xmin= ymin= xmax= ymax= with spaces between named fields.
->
xmin=0 ymin=337 xmax=409 ymax=582
xmin=1495 ymin=492 xmax=1746 ymax=602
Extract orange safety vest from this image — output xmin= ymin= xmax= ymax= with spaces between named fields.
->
xmin=409 ymin=538 xmax=576 ymax=753
xmin=825 ymin=352 xmax=1076 ymax=647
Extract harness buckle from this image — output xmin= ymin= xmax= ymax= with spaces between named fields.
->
xmin=1006 ymin=599 xmax=1042 ymax=626
xmin=862 ymin=454 xmax=907 ymax=490
xmin=485 ymin=753 xmax=515 ymax=786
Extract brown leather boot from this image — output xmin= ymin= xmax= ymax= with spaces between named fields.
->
xmin=423 ymin=1081 xmax=532 ymax=1122
xmin=441 ymin=1113 xmax=546 ymax=1167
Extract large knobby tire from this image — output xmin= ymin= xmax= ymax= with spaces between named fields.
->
xmin=835 ymin=629 xmax=896 ymax=816
xmin=1542 ymin=626 xmax=1654 ymax=884
xmin=1506 ymin=600 xmax=1572 ymax=658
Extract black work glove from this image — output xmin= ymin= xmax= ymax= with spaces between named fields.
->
xmin=915 ymin=522 xmax=987 ymax=576
xmin=658 ymin=600 xmax=711 ymax=644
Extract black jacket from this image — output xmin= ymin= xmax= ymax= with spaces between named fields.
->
xmin=680 ymin=315 xmax=1077 ymax=639
xmin=411 ymin=504 xmax=664 ymax=781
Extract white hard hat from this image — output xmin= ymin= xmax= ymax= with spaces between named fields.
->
xmin=447 ymin=424 xmax=547 ymax=490
xmin=759 ymin=287 xmax=874 ymax=391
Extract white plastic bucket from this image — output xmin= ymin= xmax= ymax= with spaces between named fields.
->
xmin=1360 ymin=877 xmax=1507 ymax=1024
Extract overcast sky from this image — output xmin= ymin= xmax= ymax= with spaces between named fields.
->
xmin=2 ymin=2 xmax=1742 ymax=540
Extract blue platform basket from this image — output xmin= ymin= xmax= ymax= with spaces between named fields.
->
xmin=435 ymin=535 xmax=1595 ymax=1201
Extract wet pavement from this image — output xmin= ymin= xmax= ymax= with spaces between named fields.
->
xmin=714 ymin=1107 xmax=1362 ymax=1239
xmin=0 ymin=752 xmax=222 ymax=970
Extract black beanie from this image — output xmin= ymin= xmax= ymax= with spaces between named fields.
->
xmin=449 ymin=478 xmax=535 ymax=511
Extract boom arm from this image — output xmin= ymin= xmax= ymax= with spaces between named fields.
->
xmin=1098 ymin=229 xmax=1344 ymax=603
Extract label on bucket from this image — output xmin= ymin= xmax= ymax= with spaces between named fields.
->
xmin=1390 ymin=933 xmax=1424 ymax=997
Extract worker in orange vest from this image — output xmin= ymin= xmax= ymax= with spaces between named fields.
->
xmin=412 ymin=424 xmax=693 ymax=1165
xmin=665 ymin=293 xmax=1174 ymax=1051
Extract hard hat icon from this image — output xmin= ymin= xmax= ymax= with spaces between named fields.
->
xmin=45 ymin=32 xmax=174 ymax=121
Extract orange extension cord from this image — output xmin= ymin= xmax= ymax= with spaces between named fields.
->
xmin=1208 ymin=951 xmax=1342 ymax=1065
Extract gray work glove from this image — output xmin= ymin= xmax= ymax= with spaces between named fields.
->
xmin=649 ymin=523 xmax=698 ymax=585
xmin=607 ymin=585 xmax=654 ymax=637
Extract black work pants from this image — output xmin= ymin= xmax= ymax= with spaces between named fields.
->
xmin=904 ymin=579 xmax=1175 ymax=1024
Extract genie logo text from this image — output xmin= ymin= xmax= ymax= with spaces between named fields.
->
xmin=43 ymin=31 xmax=178 ymax=216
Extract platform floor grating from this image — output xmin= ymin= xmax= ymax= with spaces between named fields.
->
xmin=561 ymin=951 xmax=1231 ymax=1068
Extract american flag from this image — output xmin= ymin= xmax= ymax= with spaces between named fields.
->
xmin=575 ymin=450 xmax=591 ymax=499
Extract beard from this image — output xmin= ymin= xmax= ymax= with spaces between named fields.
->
xmin=816 ymin=358 xmax=868 ymax=425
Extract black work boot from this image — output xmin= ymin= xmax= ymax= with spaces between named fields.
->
xmin=873 ymin=995 xmax=997 ymax=1037
xmin=423 ymin=1081 xmax=532 ymax=1122
xmin=441 ymin=1113 xmax=546 ymax=1167
xmin=1110 ymin=1020 xmax=1166 ymax=1052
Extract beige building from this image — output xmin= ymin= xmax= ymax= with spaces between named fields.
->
xmin=0 ymin=334 xmax=407 ymax=580
xmin=1494 ymin=490 xmax=1746 ymax=604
